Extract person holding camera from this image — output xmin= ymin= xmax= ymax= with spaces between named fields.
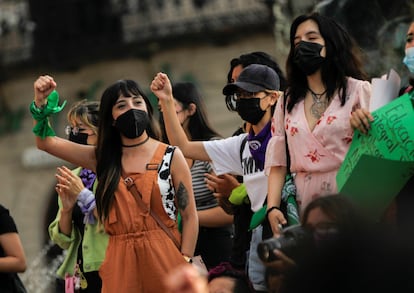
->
xmin=259 ymin=194 xmax=413 ymax=293
xmin=261 ymin=194 xmax=369 ymax=292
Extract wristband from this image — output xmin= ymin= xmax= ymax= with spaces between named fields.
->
xmin=266 ymin=206 xmax=281 ymax=218
xmin=30 ymin=90 xmax=67 ymax=138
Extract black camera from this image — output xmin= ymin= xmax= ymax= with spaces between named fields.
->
xmin=257 ymin=224 xmax=313 ymax=263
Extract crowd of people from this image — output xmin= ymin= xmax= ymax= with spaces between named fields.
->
xmin=2 ymin=11 xmax=413 ymax=293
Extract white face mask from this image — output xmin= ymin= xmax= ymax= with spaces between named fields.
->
xmin=403 ymin=47 xmax=414 ymax=73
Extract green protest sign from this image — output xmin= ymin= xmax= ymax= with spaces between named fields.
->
xmin=337 ymin=92 xmax=414 ymax=220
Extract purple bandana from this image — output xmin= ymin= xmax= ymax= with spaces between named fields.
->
xmin=248 ymin=121 xmax=271 ymax=170
xmin=78 ymin=168 xmax=97 ymax=224
xmin=79 ymin=168 xmax=96 ymax=191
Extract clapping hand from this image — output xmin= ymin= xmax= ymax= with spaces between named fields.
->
xmin=55 ymin=166 xmax=84 ymax=212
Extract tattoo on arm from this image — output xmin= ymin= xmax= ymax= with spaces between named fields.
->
xmin=176 ymin=182 xmax=189 ymax=210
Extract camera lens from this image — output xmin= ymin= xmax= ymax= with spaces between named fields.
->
xmin=257 ymin=237 xmax=281 ymax=262
xmin=257 ymin=225 xmax=312 ymax=263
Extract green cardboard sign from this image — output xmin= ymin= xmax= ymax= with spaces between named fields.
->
xmin=339 ymin=155 xmax=414 ymax=220
xmin=337 ymin=92 xmax=414 ymax=220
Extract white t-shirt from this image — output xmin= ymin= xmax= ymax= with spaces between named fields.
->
xmin=203 ymin=134 xmax=268 ymax=212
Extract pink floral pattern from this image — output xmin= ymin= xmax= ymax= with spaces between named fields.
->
xmin=305 ymin=149 xmax=325 ymax=163
xmin=326 ymin=115 xmax=337 ymax=125
xmin=265 ymin=77 xmax=371 ymax=211
xmin=290 ymin=126 xmax=298 ymax=136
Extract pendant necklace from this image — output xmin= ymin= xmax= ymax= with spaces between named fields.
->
xmin=122 ymin=135 xmax=150 ymax=148
xmin=309 ymin=88 xmax=327 ymax=119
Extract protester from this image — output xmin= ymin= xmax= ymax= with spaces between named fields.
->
xmin=263 ymin=194 xmax=368 ymax=293
xmin=152 ymin=63 xmax=280 ymax=292
xmin=351 ymin=20 xmax=414 ymax=232
xmin=394 ymin=20 xmax=414 ymax=232
xmin=401 ymin=20 xmax=414 ymax=94
xmin=263 ymin=195 xmax=412 ymax=293
xmin=0 ymin=204 xmax=27 ymax=292
xmin=265 ymin=12 xmax=372 ymax=235
xmin=48 ymin=100 xmax=108 ymax=292
xmin=205 ymin=51 xmax=288 ymax=271
xmin=224 ymin=51 xmax=288 ymax=135
xmin=158 ymin=81 xmax=233 ymax=269
xmin=31 ymin=76 xmax=198 ymax=292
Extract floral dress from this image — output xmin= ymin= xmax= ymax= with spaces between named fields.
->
xmin=265 ymin=77 xmax=371 ymax=211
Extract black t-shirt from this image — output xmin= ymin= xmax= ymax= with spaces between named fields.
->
xmin=0 ymin=204 xmax=20 ymax=291
xmin=0 ymin=204 xmax=18 ymax=255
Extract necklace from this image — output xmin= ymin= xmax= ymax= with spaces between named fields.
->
xmin=122 ymin=135 xmax=150 ymax=148
xmin=309 ymin=88 xmax=327 ymax=119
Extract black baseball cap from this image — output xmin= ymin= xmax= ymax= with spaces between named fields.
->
xmin=222 ymin=64 xmax=280 ymax=95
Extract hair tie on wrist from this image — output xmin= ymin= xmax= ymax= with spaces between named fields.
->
xmin=266 ymin=206 xmax=281 ymax=218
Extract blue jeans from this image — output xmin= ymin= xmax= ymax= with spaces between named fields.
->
xmin=247 ymin=225 xmax=267 ymax=292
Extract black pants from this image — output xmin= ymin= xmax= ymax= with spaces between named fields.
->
xmin=194 ymin=225 xmax=234 ymax=270
xmin=229 ymin=202 xmax=253 ymax=270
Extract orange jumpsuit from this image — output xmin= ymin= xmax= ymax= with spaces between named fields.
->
xmin=99 ymin=143 xmax=186 ymax=292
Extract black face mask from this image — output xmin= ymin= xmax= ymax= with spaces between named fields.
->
xmin=114 ymin=109 xmax=149 ymax=139
xmin=293 ymin=41 xmax=325 ymax=76
xmin=236 ymin=98 xmax=266 ymax=125
xmin=69 ymin=132 xmax=89 ymax=145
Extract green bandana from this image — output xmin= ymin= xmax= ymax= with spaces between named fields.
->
xmin=30 ymin=90 xmax=66 ymax=138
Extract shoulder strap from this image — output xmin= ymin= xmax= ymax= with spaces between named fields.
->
xmin=124 ymin=143 xmax=180 ymax=250
xmin=159 ymin=145 xmax=176 ymax=172
xmin=147 ymin=142 xmax=169 ymax=171
xmin=126 ymin=181 xmax=180 ymax=250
